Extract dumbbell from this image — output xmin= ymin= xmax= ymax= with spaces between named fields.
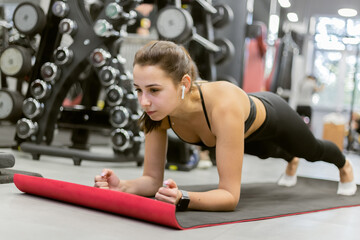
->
xmin=186 ymin=1 xmax=233 ymax=28
xmin=58 ymin=18 xmax=77 ymax=36
xmin=0 ymin=45 xmax=32 ymax=78
xmin=213 ymin=38 xmax=235 ymax=65
xmin=13 ymin=2 xmax=46 ymax=35
xmin=0 ymin=89 xmax=24 ymax=123
xmin=111 ymin=128 xmax=143 ymax=151
xmin=109 ymin=106 xmax=139 ymax=128
xmin=16 ymin=118 xmax=38 ymax=139
xmin=89 ymin=48 xmax=111 ymax=68
xmin=105 ymin=2 xmax=138 ymax=21
xmin=40 ymin=62 xmax=61 ymax=83
xmin=22 ymin=98 xmax=44 ymax=119
xmin=30 ymin=79 xmax=52 ymax=100
xmin=51 ymin=1 xmax=70 ymax=18
xmin=53 ymin=47 xmax=73 ymax=65
xmin=211 ymin=4 xmax=234 ymax=28
xmin=155 ymin=6 xmax=234 ymax=64
xmin=105 ymin=85 xmax=124 ymax=106
xmin=93 ymin=19 xmax=128 ymax=38
xmin=99 ymin=66 xmax=119 ymax=86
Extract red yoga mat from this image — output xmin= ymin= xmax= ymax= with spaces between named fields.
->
xmin=13 ymin=174 xmax=182 ymax=229
xmin=14 ymin=174 xmax=360 ymax=230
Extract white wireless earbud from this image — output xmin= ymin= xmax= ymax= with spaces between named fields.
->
xmin=181 ymin=85 xmax=186 ymax=99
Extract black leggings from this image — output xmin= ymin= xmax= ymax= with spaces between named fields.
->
xmin=245 ymin=92 xmax=346 ymax=169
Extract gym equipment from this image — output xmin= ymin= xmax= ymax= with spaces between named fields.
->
xmin=0 ymin=3 xmax=45 ymax=125
xmin=40 ymin=62 xmax=61 ymax=82
xmin=155 ymin=1 xmax=236 ymax=81
xmin=269 ymin=32 xmax=299 ymax=101
xmin=58 ymin=18 xmax=78 ymax=36
xmin=212 ymin=4 xmax=234 ymax=29
xmin=16 ymin=118 xmax=38 ymax=139
xmin=0 ymin=89 xmax=24 ymax=123
xmin=13 ymin=2 xmax=46 ymax=36
xmin=14 ymin=174 xmax=360 ymax=229
xmin=156 ymin=5 xmax=234 ymax=58
xmin=0 ymin=153 xmax=42 ymax=183
xmin=0 ymin=152 xmax=15 ymax=169
xmin=109 ymin=106 xmax=136 ymax=128
xmin=6 ymin=0 xmax=145 ymax=166
xmin=213 ymin=38 xmax=235 ymax=65
xmin=213 ymin=0 xmax=248 ymax=86
xmin=0 ymin=45 xmax=32 ymax=78
xmin=22 ymin=97 xmax=44 ymax=119
xmin=29 ymin=79 xmax=52 ymax=100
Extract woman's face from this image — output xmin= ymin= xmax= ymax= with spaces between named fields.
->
xmin=133 ymin=64 xmax=181 ymax=121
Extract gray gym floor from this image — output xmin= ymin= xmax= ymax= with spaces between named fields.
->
xmin=0 ymin=126 xmax=359 ymax=240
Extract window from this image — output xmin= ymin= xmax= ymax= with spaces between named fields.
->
xmin=312 ymin=17 xmax=360 ymax=110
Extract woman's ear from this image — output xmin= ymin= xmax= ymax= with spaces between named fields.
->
xmin=181 ymin=74 xmax=192 ymax=90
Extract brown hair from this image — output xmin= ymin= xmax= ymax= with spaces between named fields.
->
xmin=133 ymin=40 xmax=198 ymax=133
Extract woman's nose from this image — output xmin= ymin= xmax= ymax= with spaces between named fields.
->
xmin=139 ymin=94 xmax=150 ymax=107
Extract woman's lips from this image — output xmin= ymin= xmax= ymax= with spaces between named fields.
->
xmin=146 ymin=111 xmax=155 ymax=116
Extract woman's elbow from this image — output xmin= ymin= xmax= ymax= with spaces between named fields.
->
xmin=222 ymin=194 xmax=240 ymax=211
xmin=228 ymin=200 xmax=239 ymax=211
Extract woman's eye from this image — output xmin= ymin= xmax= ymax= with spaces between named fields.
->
xmin=150 ymin=88 xmax=159 ymax=93
xmin=135 ymin=88 xmax=142 ymax=93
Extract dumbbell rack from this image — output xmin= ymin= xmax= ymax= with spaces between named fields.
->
xmin=155 ymin=0 xmax=235 ymax=81
xmin=13 ymin=0 xmax=144 ymax=165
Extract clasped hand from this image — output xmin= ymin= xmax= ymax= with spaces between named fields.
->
xmin=94 ymin=169 xmax=181 ymax=205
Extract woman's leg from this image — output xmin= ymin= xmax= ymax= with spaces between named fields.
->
xmin=285 ymin=157 xmax=299 ymax=176
xmin=247 ymin=92 xmax=356 ymax=194
xmin=261 ymin=92 xmax=345 ymax=167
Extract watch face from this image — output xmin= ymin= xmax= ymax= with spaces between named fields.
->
xmin=0 ymin=47 xmax=24 ymax=76
xmin=156 ymin=8 xmax=192 ymax=40
xmin=0 ymin=91 xmax=14 ymax=119
xmin=13 ymin=4 xmax=39 ymax=33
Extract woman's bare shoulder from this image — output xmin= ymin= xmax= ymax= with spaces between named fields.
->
xmin=203 ymin=81 xmax=250 ymax=124
xmin=203 ymin=81 xmax=248 ymax=103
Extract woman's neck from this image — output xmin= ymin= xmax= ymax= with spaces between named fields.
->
xmin=169 ymin=88 xmax=201 ymax=121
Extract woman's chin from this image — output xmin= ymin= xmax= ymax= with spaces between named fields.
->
xmin=148 ymin=114 xmax=162 ymax=121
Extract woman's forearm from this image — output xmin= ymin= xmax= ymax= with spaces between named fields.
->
xmin=187 ymin=189 xmax=239 ymax=211
xmin=121 ymin=175 xmax=162 ymax=197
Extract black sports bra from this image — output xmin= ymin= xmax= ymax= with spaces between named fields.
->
xmin=168 ymin=83 xmax=257 ymax=147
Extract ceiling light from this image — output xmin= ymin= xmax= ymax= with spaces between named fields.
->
xmin=342 ymin=37 xmax=360 ymax=45
xmin=287 ymin=12 xmax=298 ymax=22
xmin=338 ymin=8 xmax=358 ymax=17
xmin=269 ymin=14 xmax=280 ymax=34
xmin=278 ymin=0 xmax=291 ymax=8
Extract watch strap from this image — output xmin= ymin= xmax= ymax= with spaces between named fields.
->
xmin=176 ymin=190 xmax=190 ymax=211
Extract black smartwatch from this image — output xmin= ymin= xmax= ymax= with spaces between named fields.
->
xmin=176 ymin=190 xmax=190 ymax=211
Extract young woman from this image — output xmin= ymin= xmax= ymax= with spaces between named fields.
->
xmin=94 ymin=40 xmax=357 ymax=211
